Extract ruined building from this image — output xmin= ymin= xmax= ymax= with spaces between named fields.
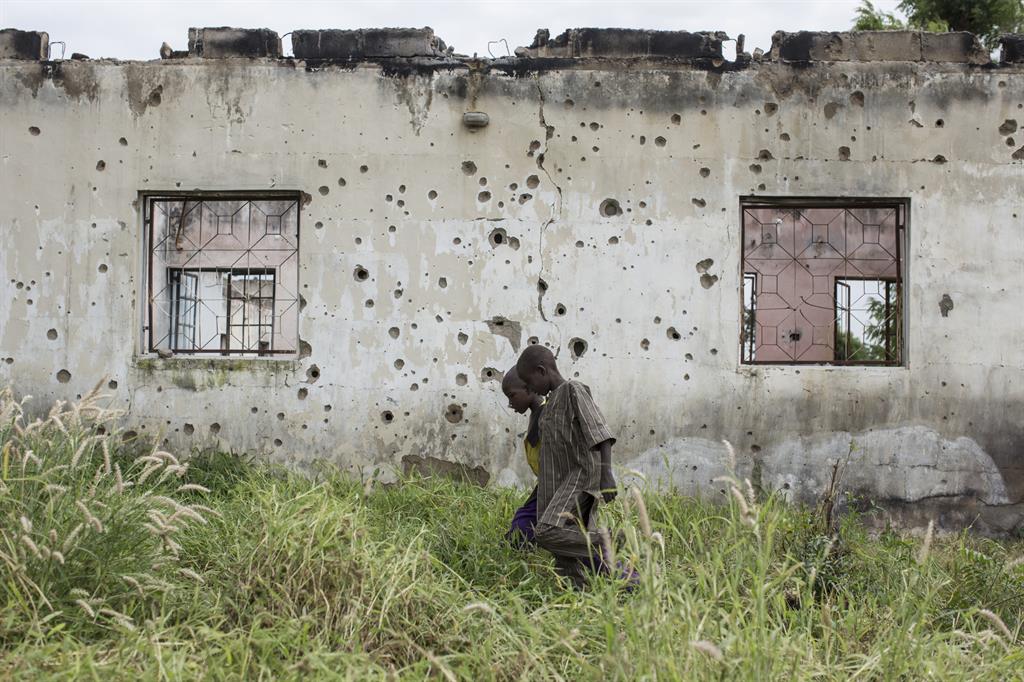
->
xmin=2 ymin=26 xmax=1022 ymax=532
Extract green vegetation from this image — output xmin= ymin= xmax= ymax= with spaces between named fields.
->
xmin=853 ymin=0 xmax=1024 ymax=49
xmin=2 ymin=386 xmax=1023 ymax=679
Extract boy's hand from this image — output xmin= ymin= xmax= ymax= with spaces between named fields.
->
xmin=600 ymin=473 xmax=618 ymax=503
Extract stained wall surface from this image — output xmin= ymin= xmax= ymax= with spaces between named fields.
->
xmin=2 ymin=33 xmax=1022 ymax=531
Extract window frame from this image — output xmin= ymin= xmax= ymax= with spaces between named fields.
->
xmin=738 ymin=196 xmax=908 ymax=367
xmin=140 ymin=191 xmax=302 ymax=359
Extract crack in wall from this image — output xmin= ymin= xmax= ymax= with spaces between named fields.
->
xmin=534 ymin=76 xmax=563 ymax=326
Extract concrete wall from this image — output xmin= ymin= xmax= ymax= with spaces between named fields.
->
xmin=2 ymin=29 xmax=1023 ymax=532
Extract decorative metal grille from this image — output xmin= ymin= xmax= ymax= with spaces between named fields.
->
xmin=741 ymin=203 xmax=904 ymax=365
xmin=145 ymin=196 xmax=300 ymax=356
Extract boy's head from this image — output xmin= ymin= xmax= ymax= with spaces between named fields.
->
xmin=515 ymin=344 xmax=560 ymax=395
xmin=501 ymin=368 xmax=534 ymax=414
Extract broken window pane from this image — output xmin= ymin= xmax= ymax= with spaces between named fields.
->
xmin=741 ymin=203 xmax=904 ymax=365
xmin=145 ymin=195 xmax=300 ymax=357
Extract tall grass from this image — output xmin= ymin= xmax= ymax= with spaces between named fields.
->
xmin=1 ymin=387 xmax=1022 ymax=679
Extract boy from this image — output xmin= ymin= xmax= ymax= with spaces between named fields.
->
xmin=514 ymin=344 xmax=620 ymax=588
xmin=501 ymin=368 xmax=544 ymax=547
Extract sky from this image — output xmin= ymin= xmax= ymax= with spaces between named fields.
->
xmin=1 ymin=0 xmax=903 ymax=61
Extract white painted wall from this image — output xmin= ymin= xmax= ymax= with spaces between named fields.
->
xmin=1 ymin=56 xmax=1022 ymax=530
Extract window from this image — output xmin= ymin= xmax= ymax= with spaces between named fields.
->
xmin=144 ymin=195 xmax=300 ymax=356
xmin=740 ymin=201 xmax=905 ymax=365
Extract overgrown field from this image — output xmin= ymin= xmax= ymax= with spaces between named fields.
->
xmin=1 ymin=385 xmax=1023 ymax=680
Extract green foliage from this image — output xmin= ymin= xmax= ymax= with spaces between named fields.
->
xmin=853 ymin=0 xmax=1024 ymax=48
xmin=2 ymin=388 xmax=1023 ymax=679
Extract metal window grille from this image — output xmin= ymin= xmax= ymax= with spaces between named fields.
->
xmin=144 ymin=194 xmax=300 ymax=356
xmin=740 ymin=201 xmax=905 ymax=366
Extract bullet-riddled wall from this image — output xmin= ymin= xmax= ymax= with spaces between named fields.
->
xmin=1 ymin=27 xmax=1022 ymax=532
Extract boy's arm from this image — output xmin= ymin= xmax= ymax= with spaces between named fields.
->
xmin=595 ymin=439 xmax=617 ymax=503
xmin=570 ymin=383 xmax=618 ymax=503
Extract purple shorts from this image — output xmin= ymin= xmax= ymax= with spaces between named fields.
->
xmin=506 ymin=487 xmax=538 ymax=548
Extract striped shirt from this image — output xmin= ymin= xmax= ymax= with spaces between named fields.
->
xmin=536 ymin=380 xmax=615 ymax=528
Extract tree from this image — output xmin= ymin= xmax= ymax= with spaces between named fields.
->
xmin=853 ymin=0 xmax=1024 ymax=49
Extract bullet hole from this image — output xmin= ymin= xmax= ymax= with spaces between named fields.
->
xmin=1007 ymin=138 xmax=1016 ymax=146
xmin=98 ymin=263 xmax=108 ymax=273
xmin=608 ymin=236 xmax=619 ymax=245
xmin=935 ymin=119 xmax=944 ymax=128
xmin=385 ymin=194 xmax=393 ymax=202
xmin=570 ymin=337 xmax=588 ymax=359
xmin=931 ymin=155 xmax=948 ymax=164
xmin=306 ymin=364 xmax=320 ymax=383
xmin=749 ymin=164 xmax=762 ymax=174
xmin=274 ymin=439 xmax=283 ymax=447
xmin=999 ymin=119 xmax=1018 ymax=135
xmin=589 ymin=122 xmax=599 ymax=131
xmin=477 ymin=191 xmax=491 ymax=202
xmin=700 ymin=274 xmax=719 ymax=289
xmin=318 ymin=159 xmax=328 ymax=168
xmin=699 ymin=167 xmax=710 ymax=178
xmin=526 ymin=174 xmax=540 ymax=189
xmin=360 ymin=165 xmax=369 ymax=173
xmin=710 ymin=348 xmax=718 ymax=355
xmin=338 ymin=177 xmax=347 ymax=187
xmin=428 ymin=189 xmax=438 ymax=199
xmin=555 ymin=303 xmax=567 ymax=316
xmin=780 ymin=132 xmax=791 ymax=141
xmin=354 ymin=266 xmax=369 ymax=281
xmin=692 ymin=198 xmax=706 ymax=208
xmin=299 ymin=339 xmax=312 ymax=359
xmin=824 ymin=102 xmax=840 ymax=119
xmin=445 ymin=403 xmax=464 ymax=423
xmin=394 ymin=359 xmax=405 ymax=369
xmin=456 ymin=373 xmax=468 ymax=386
xmin=277 ymin=412 xmax=285 ymax=420
xmin=758 ymin=149 xmax=774 ymax=161
xmin=639 ymin=135 xmax=646 ymax=145
xmin=29 ymin=126 xmax=40 ymax=136
xmin=147 ymin=86 xmax=162 ymax=107
xmin=654 ymin=316 xmax=661 ymax=324
xmin=529 ymin=140 xmax=541 ymax=153
xmin=683 ymin=373 xmax=690 ymax=381
xmin=667 ymin=327 xmax=681 ymax=340
xmin=183 ymin=423 xmax=195 ymax=435
xmin=461 ymin=160 xmax=477 ymax=175
xmin=210 ymin=423 xmax=221 ymax=435
xmin=565 ymin=98 xmax=574 ymax=108
xmin=481 ymin=367 xmax=503 ymax=383
xmin=1013 ymin=146 xmax=1024 ymax=160
xmin=838 ymin=146 xmax=851 ymax=161
xmin=438 ymin=277 xmax=448 ymax=288
xmin=96 ymin=160 xmax=106 ymax=171
xmin=599 ymin=198 xmax=622 ymax=217
xmin=56 ymin=369 xmax=71 ymax=383
xmin=250 ymin=406 xmax=259 ymax=414
xmin=318 ymin=186 xmax=330 ymax=196
xmin=939 ymin=293 xmax=954 ymax=317
xmin=640 ymin=338 xmax=650 ymax=350
xmin=671 ymin=113 xmax=681 ymax=125
xmin=489 ymin=228 xmax=508 ymax=247
xmin=47 ymin=328 xmax=58 ymax=340
xmin=314 ymin=221 xmax=323 ymax=229
xmin=518 ymin=194 xmax=532 ymax=204
xmin=655 ymin=136 xmax=667 ymax=147
xmin=575 ymin=240 xmax=584 ymax=248
xmin=388 ymin=327 xmax=400 ymax=339
xmin=118 ymin=137 xmax=127 ymax=146
xmin=365 ymin=299 xmax=374 ymax=308
xmin=297 ymin=387 xmax=308 ymax=400
xmin=108 ymin=380 xmax=118 ymax=390
xmin=458 ymin=332 xmax=469 ymax=345
xmin=528 ymin=336 xmax=539 ymax=345
xmin=765 ymin=102 xmax=779 ymax=115
xmin=382 ymin=410 xmax=395 ymax=423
